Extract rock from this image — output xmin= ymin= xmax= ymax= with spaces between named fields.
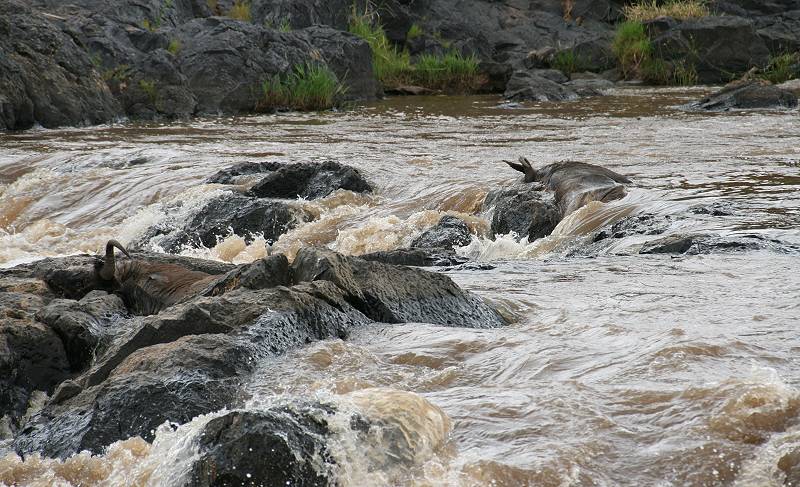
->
xmin=188 ymin=406 xmax=335 ymax=487
xmin=640 ymin=234 xmax=698 ymax=254
xmin=484 ymin=185 xmax=561 ymax=241
xmin=651 ymin=16 xmax=770 ymax=84
xmin=754 ymin=10 xmax=800 ymax=53
xmin=593 ymin=213 xmax=671 ymax=242
xmin=689 ymin=80 xmax=798 ymax=111
xmin=13 ymin=334 xmax=251 ymax=459
xmin=407 ymin=34 xmax=447 ymax=58
xmin=145 ymin=192 xmax=310 ymax=252
xmin=0 ymin=0 xmax=120 ymax=130
xmin=199 ymin=254 xmax=293 ymax=297
xmin=299 ymin=26 xmax=382 ymax=102
xmin=530 ymin=68 xmax=569 ymax=84
xmin=411 ymin=216 xmax=473 ymax=249
xmin=252 ymin=0 xmax=353 ymax=31
xmin=206 ymin=161 xmax=284 ymax=184
xmin=564 ymin=78 xmax=614 ymax=96
xmin=360 ymin=248 xmax=469 ymax=267
xmin=777 ymin=78 xmax=800 ymax=94
xmin=35 ymin=291 xmax=128 ymax=373
xmin=248 ymin=160 xmax=373 ymax=199
xmin=292 ymin=248 xmax=504 ymax=327
xmin=639 ymin=233 xmax=797 ymax=255
xmin=504 ymin=71 xmax=578 ymax=102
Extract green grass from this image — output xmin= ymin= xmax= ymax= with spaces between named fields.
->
xmin=624 ymin=0 xmax=709 ymax=22
xmin=613 ymin=21 xmax=652 ymax=79
xmin=259 ymin=64 xmax=345 ymax=111
xmin=348 ymin=8 xmax=480 ymax=92
xmin=414 ymin=51 xmax=480 ymax=91
xmin=760 ymin=52 xmax=800 ymax=84
xmin=139 ymin=79 xmax=158 ymax=104
xmin=167 ymin=39 xmax=181 ymax=55
xmin=228 ymin=0 xmax=251 ymax=22
xmin=551 ymin=50 xmax=592 ymax=75
xmin=406 ymin=23 xmax=423 ymax=41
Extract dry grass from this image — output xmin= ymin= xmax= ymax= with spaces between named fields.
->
xmin=624 ymin=0 xmax=709 ymax=22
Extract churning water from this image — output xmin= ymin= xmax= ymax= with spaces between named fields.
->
xmin=1 ymin=87 xmax=799 ymax=486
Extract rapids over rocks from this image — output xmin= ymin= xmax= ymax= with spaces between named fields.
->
xmin=1 ymin=89 xmax=800 ymax=486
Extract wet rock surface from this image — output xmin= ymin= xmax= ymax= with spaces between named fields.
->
xmin=485 ymin=185 xmax=561 ymax=241
xmin=411 ymin=215 xmax=473 ymax=250
xmin=248 ymin=160 xmax=373 ymax=200
xmin=5 ymin=243 xmax=504 ymax=457
xmin=189 ymin=406 xmax=336 ymax=487
xmin=689 ymin=80 xmax=798 ymax=111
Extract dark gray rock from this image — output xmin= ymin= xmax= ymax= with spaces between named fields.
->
xmin=35 ymin=291 xmax=128 ymax=373
xmin=531 ymin=69 xmax=569 ymax=84
xmin=504 ymin=71 xmax=578 ymax=102
xmin=0 ymin=0 xmax=120 ymax=130
xmin=13 ymin=334 xmax=252 ymax=459
xmin=206 ymin=161 xmax=284 ymax=184
xmin=292 ymin=247 xmax=505 ymax=327
xmin=639 ymin=233 xmax=798 ymax=255
xmin=188 ymin=406 xmax=335 ymax=487
xmin=689 ymin=80 xmax=798 ymax=111
xmin=564 ymin=78 xmax=614 ymax=96
xmin=484 ymin=185 xmax=561 ymax=241
xmin=199 ymin=254 xmax=293 ymax=297
xmin=360 ymin=248 xmax=469 ymax=267
xmin=411 ymin=216 xmax=473 ymax=249
xmin=144 ymin=192 xmax=310 ymax=253
xmin=248 ymin=160 xmax=373 ymax=200
xmin=651 ymin=16 xmax=771 ymax=84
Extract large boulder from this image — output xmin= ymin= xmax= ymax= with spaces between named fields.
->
xmin=141 ymin=192 xmax=311 ymax=252
xmin=292 ymin=248 xmax=505 ymax=327
xmin=651 ymin=16 xmax=771 ymax=84
xmin=188 ymin=406 xmax=336 ymax=487
xmin=689 ymin=79 xmax=798 ymax=111
xmin=248 ymin=160 xmax=373 ymax=199
xmin=484 ymin=185 xmax=561 ymax=241
xmin=0 ymin=0 xmax=120 ymax=130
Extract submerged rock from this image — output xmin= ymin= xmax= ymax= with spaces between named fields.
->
xmin=360 ymin=248 xmax=469 ymax=267
xmin=504 ymin=71 xmax=578 ymax=102
xmin=689 ymin=80 xmax=798 ymax=111
xmin=206 ymin=161 xmax=284 ymax=184
xmin=411 ymin=215 xmax=473 ymax=249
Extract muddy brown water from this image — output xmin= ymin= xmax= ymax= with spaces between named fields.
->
xmin=1 ymin=87 xmax=799 ymax=486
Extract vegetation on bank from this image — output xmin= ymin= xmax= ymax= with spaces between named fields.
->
xmin=612 ymin=20 xmax=697 ymax=85
xmin=623 ymin=0 xmax=709 ymax=22
xmin=551 ymin=50 xmax=593 ymax=76
xmin=227 ymin=0 xmax=252 ymax=22
xmin=348 ymin=8 xmax=480 ymax=93
xmin=759 ymin=52 xmax=800 ymax=84
xmin=259 ymin=64 xmax=345 ymax=111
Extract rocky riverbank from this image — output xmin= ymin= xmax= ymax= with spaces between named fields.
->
xmin=2 ymin=0 xmax=799 ymax=130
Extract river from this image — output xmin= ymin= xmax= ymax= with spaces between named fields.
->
xmin=1 ymin=88 xmax=799 ymax=486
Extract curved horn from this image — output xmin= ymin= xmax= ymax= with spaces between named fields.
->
xmin=504 ymin=157 xmax=537 ymax=183
xmin=100 ymin=239 xmax=130 ymax=281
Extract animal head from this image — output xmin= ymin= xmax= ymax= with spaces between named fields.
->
xmin=503 ymin=156 xmax=537 ymax=183
xmin=99 ymin=239 xmax=131 ymax=282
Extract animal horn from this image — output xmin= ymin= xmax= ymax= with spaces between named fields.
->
xmin=100 ymin=239 xmax=130 ymax=281
xmin=503 ymin=156 xmax=537 ymax=183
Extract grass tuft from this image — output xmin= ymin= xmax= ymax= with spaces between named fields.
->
xmin=348 ymin=7 xmax=480 ymax=92
xmin=259 ymin=64 xmax=345 ymax=111
xmin=613 ymin=21 xmax=651 ymax=79
xmin=406 ymin=23 xmax=423 ymax=41
xmin=167 ymin=39 xmax=181 ymax=55
xmin=551 ymin=50 xmax=591 ymax=75
xmin=760 ymin=52 xmax=800 ymax=84
xmin=624 ymin=0 xmax=709 ymax=22
xmin=228 ymin=0 xmax=251 ymax=22
xmin=139 ymin=79 xmax=158 ymax=104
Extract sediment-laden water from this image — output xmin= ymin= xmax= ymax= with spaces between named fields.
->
xmin=1 ymin=88 xmax=799 ymax=486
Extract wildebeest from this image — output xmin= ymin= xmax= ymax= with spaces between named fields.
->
xmin=505 ymin=157 xmax=631 ymax=216
xmin=98 ymin=240 xmax=215 ymax=315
